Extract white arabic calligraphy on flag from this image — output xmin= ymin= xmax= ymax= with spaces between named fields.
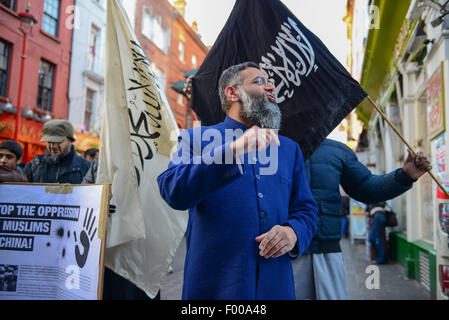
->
xmin=97 ymin=0 xmax=187 ymax=298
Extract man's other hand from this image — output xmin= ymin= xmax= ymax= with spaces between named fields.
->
xmin=255 ymin=225 xmax=297 ymax=259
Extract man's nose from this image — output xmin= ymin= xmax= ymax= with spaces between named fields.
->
xmin=264 ymin=82 xmax=275 ymax=92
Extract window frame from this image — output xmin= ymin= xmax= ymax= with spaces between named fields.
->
xmin=42 ymin=0 xmax=60 ymax=37
xmin=0 ymin=38 xmax=11 ymax=97
xmin=87 ymin=24 xmax=100 ymax=71
xmin=191 ymin=54 xmax=198 ymax=69
xmin=0 ymin=0 xmax=16 ymax=11
xmin=141 ymin=6 xmax=169 ymax=53
xmin=178 ymin=42 xmax=185 ymax=63
xmin=84 ymin=88 xmax=95 ymax=131
xmin=36 ymin=59 xmax=55 ymax=112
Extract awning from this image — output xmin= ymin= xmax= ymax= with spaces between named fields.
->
xmin=171 ymin=69 xmax=199 ymax=95
xmin=357 ymin=0 xmax=411 ymax=126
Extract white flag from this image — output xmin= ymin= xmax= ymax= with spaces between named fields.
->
xmin=97 ymin=0 xmax=188 ymax=298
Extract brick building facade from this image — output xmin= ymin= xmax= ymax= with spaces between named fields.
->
xmin=133 ymin=0 xmax=208 ymax=129
xmin=0 ymin=0 xmax=74 ymax=162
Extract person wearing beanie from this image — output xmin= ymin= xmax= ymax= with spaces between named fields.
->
xmin=0 ymin=140 xmax=27 ymax=183
xmin=24 ymin=119 xmax=90 ymax=184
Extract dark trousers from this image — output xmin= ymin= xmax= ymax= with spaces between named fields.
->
xmin=341 ymin=216 xmax=349 ymax=237
xmin=102 ymin=267 xmax=160 ymax=300
xmin=369 ymin=213 xmax=387 ymax=264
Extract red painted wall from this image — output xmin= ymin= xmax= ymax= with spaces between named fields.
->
xmin=135 ymin=0 xmax=208 ymax=129
xmin=0 ymin=0 xmax=74 ymax=119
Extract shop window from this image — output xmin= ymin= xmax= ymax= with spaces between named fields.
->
xmin=84 ymin=88 xmax=95 ymax=131
xmin=0 ymin=0 xmax=16 ymax=10
xmin=42 ymin=0 xmax=60 ymax=36
xmin=0 ymin=39 xmax=11 ymax=97
xmin=37 ymin=60 xmax=55 ymax=112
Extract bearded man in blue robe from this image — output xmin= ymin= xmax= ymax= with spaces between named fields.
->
xmin=157 ymin=62 xmax=318 ymax=299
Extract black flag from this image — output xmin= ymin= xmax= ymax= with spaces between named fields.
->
xmin=191 ymin=0 xmax=367 ymax=160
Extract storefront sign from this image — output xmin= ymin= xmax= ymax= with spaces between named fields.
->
xmin=0 ymin=113 xmax=46 ymax=162
xmin=432 ymin=133 xmax=449 ymax=199
xmin=350 ymin=199 xmax=367 ymax=241
xmin=0 ymin=113 xmax=44 ymax=145
xmin=427 ymin=62 xmax=446 ymax=140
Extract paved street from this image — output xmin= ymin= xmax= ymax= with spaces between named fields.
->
xmin=161 ymin=236 xmax=430 ymax=300
xmin=342 ymin=237 xmax=430 ymax=300
xmin=161 ymin=236 xmax=186 ymax=300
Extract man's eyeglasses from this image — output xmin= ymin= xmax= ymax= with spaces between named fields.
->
xmin=251 ymin=76 xmax=274 ymax=86
xmin=232 ymin=76 xmax=275 ymax=87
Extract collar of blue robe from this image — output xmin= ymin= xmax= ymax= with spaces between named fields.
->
xmin=223 ymin=116 xmax=249 ymax=131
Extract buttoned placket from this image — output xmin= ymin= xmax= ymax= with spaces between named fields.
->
xmin=249 ymin=152 xmax=268 ymax=222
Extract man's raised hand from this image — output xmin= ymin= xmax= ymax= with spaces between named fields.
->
xmin=230 ymin=126 xmax=280 ymax=159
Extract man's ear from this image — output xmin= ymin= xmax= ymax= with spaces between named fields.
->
xmin=16 ymin=156 xmax=23 ymax=166
xmin=224 ymin=86 xmax=240 ymax=102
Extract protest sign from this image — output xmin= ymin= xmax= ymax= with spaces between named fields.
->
xmin=0 ymin=183 xmax=109 ymax=300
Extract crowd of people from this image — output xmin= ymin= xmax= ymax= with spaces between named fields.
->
xmin=0 ymin=62 xmax=432 ymax=300
xmin=0 ymin=120 xmax=153 ymax=299
xmin=166 ymin=62 xmax=431 ymax=300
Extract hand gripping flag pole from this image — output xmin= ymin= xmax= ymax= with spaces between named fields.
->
xmin=367 ymin=95 xmax=449 ymax=198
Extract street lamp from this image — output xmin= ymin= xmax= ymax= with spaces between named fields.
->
xmin=14 ymin=4 xmax=38 ymax=141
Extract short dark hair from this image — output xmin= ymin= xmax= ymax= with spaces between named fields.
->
xmin=218 ymin=62 xmax=260 ymax=113
xmin=84 ymin=148 xmax=99 ymax=159
xmin=0 ymin=140 xmax=23 ymax=160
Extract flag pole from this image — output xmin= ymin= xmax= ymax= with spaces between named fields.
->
xmin=366 ymin=95 xmax=449 ymax=199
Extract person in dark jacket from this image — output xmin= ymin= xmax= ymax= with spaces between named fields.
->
xmin=292 ymin=138 xmax=431 ymax=300
xmin=0 ymin=140 xmax=27 ymax=183
xmin=24 ymin=119 xmax=90 ymax=184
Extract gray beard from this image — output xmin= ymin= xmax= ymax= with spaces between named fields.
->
xmin=45 ymin=146 xmax=72 ymax=165
xmin=239 ymin=89 xmax=281 ymax=129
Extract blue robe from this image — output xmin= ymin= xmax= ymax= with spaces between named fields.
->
xmin=157 ymin=116 xmax=318 ymax=299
